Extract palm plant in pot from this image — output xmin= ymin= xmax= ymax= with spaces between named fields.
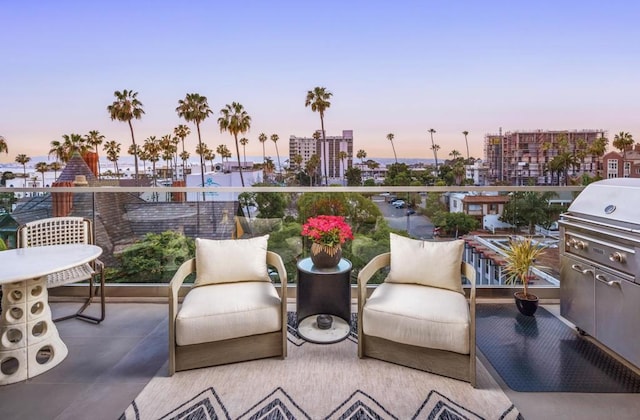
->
xmin=502 ymin=237 xmax=546 ymax=316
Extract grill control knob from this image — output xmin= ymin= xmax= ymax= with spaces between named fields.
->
xmin=574 ymin=241 xmax=587 ymax=250
xmin=565 ymin=239 xmax=576 ymax=248
xmin=609 ymin=252 xmax=626 ymax=263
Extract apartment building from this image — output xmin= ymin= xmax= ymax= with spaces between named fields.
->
xmin=484 ymin=129 xmax=606 ymax=185
xmin=289 ymin=130 xmax=353 ymax=183
xmin=603 ymin=144 xmax=640 ymax=179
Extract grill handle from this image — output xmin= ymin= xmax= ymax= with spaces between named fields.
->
xmin=571 ymin=264 xmax=594 ymax=275
xmin=595 ymin=274 xmax=621 ymax=287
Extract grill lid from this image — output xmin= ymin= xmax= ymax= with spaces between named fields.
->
xmin=567 ymin=178 xmax=640 ymax=227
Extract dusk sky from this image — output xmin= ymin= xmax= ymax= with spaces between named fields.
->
xmin=2 ymin=1 xmax=639 ymax=164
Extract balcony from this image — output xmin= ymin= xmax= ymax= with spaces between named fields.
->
xmin=1 ymin=185 xmax=639 ymax=419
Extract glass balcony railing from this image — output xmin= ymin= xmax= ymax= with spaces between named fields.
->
xmin=0 ymin=185 xmax=584 ymax=299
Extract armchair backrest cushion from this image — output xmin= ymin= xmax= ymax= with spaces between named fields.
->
xmin=194 ymin=235 xmax=270 ymax=286
xmin=387 ymin=233 xmax=464 ymax=293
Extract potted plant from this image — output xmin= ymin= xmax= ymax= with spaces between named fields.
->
xmin=301 ymin=215 xmax=353 ymax=268
xmin=502 ymin=237 xmax=546 ymax=316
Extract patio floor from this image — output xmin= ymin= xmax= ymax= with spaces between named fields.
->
xmin=0 ymin=301 xmax=639 ymax=420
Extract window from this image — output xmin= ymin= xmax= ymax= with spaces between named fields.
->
xmin=607 ymin=159 xmax=618 ymax=179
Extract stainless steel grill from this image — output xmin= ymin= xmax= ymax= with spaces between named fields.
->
xmin=559 ymin=178 xmax=640 ymax=368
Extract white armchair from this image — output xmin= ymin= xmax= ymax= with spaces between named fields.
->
xmin=169 ymin=236 xmax=287 ymax=375
xmin=357 ymin=234 xmax=477 ymax=386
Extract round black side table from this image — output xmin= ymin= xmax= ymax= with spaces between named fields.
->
xmin=296 ymin=257 xmax=352 ymax=344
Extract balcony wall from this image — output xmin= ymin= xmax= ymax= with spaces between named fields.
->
xmin=0 ymin=185 xmax=583 ymax=300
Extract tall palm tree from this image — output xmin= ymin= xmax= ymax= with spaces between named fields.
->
xmin=176 ymin=93 xmax=212 ymax=197
xmin=160 ymin=134 xmax=177 ymax=179
xmin=462 ymin=130 xmax=470 ymax=162
xmin=218 ymin=102 xmax=251 ymax=187
xmin=15 ymin=154 xmax=30 ymax=187
xmin=387 ymin=133 xmax=398 ymax=163
xmin=49 ymin=140 xmax=66 ymax=164
xmin=305 ymin=86 xmax=332 ymax=185
xmin=356 ymin=149 xmax=367 ymax=165
xmin=239 ymin=137 xmax=249 ymax=168
xmin=85 ymin=130 xmax=105 ymax=177
xmin=613 ymin=131 xmax=635 ymax=163
xmin=338 ymin=150 xmax=348 ymax=185
xmin=49 ymin=161 xmax=62 ymax=181
xmin=198 ymin=143 xmax=211 ymax=167
xmin=270 ymin=134 xmax=281 ymax=176
xmin=173 ymin=124 xmax=191 ymax=181
xmin=428 ymin=129 xmax=439 ymax=169
xmin=103 ymin=141 xmax=121 ymax=176
xmin=215 ymin=144 xmax=231 ymax=163
xmin=588 ymin=134 xmax=608 ymax=175
xmin=0 ymin=135 xmax=8 ymax=154
xmin=34 ymin=162 xmax=49 ymax=186
xmin=107 ymin=89 xmax=145 ymax=181
xmin=129 ymin=144 xmax=143 ymax=176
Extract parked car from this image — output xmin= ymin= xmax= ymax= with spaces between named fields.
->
xmin=392 ymin=200 xmax=406 ymax=208
xmin=406 ymin=209 xmax=416 ymax=215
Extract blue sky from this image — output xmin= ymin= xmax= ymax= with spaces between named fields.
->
xmin=1 ymin=0 xmax=639 ymax=164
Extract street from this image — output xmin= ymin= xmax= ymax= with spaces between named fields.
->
xmin=373 ymin=195 xmax=435 ymax=239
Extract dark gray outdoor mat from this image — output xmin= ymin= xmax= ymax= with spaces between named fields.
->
xmin=476 ymin=304 xmax=640 ymax=393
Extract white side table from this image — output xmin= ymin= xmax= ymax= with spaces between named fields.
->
xmin=0 ymin=244 xmax=102 ymax=385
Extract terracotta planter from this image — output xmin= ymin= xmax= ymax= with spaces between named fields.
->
xmin=310 ymin=243 xmax=342 ymax=268
xmin=514 ymin=291 xmax=539 ymax=316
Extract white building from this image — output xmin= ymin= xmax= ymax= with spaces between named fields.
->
xmin=289 ymin=130 xmax=353 ymax=184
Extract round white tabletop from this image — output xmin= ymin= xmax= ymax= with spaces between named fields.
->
xmin=0 ymin=244 xmax=103 ymax=284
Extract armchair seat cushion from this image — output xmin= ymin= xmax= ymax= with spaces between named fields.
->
xmin=176 ymin=281 xmax=281 ymax=346
xmin=362 ymin=282 xmax=470 ymax=354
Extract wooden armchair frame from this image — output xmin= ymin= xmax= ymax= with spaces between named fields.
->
xmin=169 ymin=251 xmax=288 ymax=375
xmin=357 ymin=253 xmax=476 ymax=387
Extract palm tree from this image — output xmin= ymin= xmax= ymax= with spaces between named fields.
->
xmin=305 ymin=86 xmax=332 ymax=185
xmin=428 ymin=129 xmax=439 ymax=169
xmin=292 ymin=154 xmax=303 ymax=184
xmin=49 ymin=140 xmax=66 ymax=164
xmin=218 ymin=102 xmax=251 ymax=187
xmin=85 ymin=130 xmax=105 ymax=177
xmin=387 ymin=133 xmax=398 ymax=163
xmin=107 ymin=89 xmax=145 ymax=181
xmin=15 ymin=154 xmax=30 ymax=187
xmin=49 ymin=161 xmax=62 ymax=181
xmin=305 ymin=154 xmax=320 ymax=186
xmin=143 ymin=136 xmax=161 ymax=185
xmin=239 ymin=137 xmax=249 ymax=168
xmin=356 ymin=149 xmax=367 ymax=165
xmin=174 ymin=124 xmax=191 ymax=181
xmin=588 ymin=134 xmax=608 ymax=175
xmin=462 ymin=131 xmax=470 ymax=162
xmin=338 ymin=150 xmax=348 ymax=185
xmin=198 ymin=143 xmax=211 ymax=168
xmin=203 ymin=149 xmax=216 ymax=172
xmin=215 ymin=144 xmax=231 ymax=163
xmin=0 ymin=135 xmax=7 ymax=154
xmin=35 ymin=162 xmax=49 ymax=186
xmin=270 ymin=134 xmax=281 ymax=176
xmin=130 ymin=144 xmax=144 ymax=176
xmin=160 ymin=134 xmax=177 ymax=179
xmin=613 ymin=131 xmax=635 ymax=164
xmin=103 ymin=141 xmax=121 ymax=176
xmin=176 ymin=93 xmax=212 ymax=197
xmin=449 ymin=149 xmax=462 ymax=160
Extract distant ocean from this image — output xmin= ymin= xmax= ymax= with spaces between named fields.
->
xmin=0 ymin=155 xmax=436 ymax=171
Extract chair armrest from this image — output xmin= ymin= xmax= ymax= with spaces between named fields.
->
xmin=357 ymin=252 xmax=390 ymax=308
xmin=169 ymin=258 xmax=196 ymax=320
xmin=266 ymin=251 xmax=287 ymax=302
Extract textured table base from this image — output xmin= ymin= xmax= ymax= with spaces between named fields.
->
xmin=0 ymin=277 xmax=68 ymax=385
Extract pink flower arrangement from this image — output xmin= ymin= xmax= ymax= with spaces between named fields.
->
xmin=301 ymin=215 xmax=354 ymax=248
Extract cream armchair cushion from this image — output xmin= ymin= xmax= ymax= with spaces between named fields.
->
xmin=362 ymin=282 xmax=470 ymax=354
xmin=176 ymin=281 xmax=281 ymax=346
xmin=194 ymin=235 xmax=269 ymax=286
xmin=388 ymin=233 xmax=464 ymax=293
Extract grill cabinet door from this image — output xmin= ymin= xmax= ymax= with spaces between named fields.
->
xmin=595 ymin=271 xmax=640 ymax=368
xmin=560 ymin=256 xmax=595 ymax=336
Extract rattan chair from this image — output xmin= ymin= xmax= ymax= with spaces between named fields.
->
xmin=17 ymin=217 xmax=105 ymax=323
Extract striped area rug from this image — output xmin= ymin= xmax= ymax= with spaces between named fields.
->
xmin=120 ymin=313 xmax=521 ymax=420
